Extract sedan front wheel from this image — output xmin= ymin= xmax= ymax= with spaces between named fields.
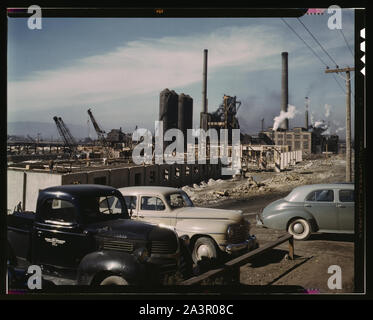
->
xmin=287 ymin=218 xmax=311 ymax=240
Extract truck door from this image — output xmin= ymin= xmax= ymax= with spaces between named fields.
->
xmin=32 ymin=198 xmax=93 ymax=271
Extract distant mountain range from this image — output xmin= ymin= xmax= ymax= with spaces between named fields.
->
xmin=7 ymin=121 xmax=90 ymax=140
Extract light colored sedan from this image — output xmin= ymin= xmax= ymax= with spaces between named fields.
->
xmin=118 ymin=186 xmax=258 ymax=264
xmin=257 ymin=183 xmax=354 ymax=240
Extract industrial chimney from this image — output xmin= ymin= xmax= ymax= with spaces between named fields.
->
xmin=280 ymin=52 xmax=289 ymax=130
xmin=200 ymin=49 xmax=209 ymax=130
xmin=305 ymin=97 xmax=309 ymax=130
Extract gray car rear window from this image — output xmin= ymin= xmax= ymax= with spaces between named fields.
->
xmin=306 ymin=190 xmax=334 ymax=202
xmin=339 ymin=190 xmax=354 ymax=202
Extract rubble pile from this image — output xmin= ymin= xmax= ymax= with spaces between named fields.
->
xmin=181 ymin=154 xmax=348 ymax=206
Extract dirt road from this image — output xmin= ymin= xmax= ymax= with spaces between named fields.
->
xmin=186 ymin=154 xmax=355 ymax=293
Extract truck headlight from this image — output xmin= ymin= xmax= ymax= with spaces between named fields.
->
xmin=134 ymin=247 xmax=149 ymax=263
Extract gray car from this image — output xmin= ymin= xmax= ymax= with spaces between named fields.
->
xmin=256 ymin=183 xmax=354 ymax=240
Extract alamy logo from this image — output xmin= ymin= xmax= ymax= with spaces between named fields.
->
xmin=27 ymin=265 xmax=42 ymax=289
xmin=27 ymin=5 xmax=42 ymax=30
xmin=327 ymin=265 xmax=342 ymax=290
xmin=132 ymin=121 xmax=241 ymax=175
xmin=327 ymin=5 xmax=342 ymax=30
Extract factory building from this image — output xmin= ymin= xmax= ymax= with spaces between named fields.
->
xmin=261 ymin=128 xmax=312 ymax=154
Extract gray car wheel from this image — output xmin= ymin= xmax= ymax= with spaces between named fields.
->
xmin=287 ymin=218 xmax=311 ymax=240
xmin=99 ymin=275 xmax=129 ymax=285
xmin=192 ymin=237 xmax=218 ymax=264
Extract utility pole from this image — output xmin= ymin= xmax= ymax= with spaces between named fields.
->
xmin=325 ymin=67 xmax=354 ymax=182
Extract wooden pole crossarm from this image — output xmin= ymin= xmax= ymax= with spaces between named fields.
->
xmin=325 ymin=67 xmax=355 ymax=73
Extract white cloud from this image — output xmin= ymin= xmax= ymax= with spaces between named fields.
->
xmin=8 ymin=24 xmax=298 ymax=114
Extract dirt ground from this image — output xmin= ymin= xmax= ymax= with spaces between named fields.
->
xmin=183 ymin=153 xmax=355 ymax=294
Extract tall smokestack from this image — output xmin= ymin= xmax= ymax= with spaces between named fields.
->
xmin=280 ymin=52 xmax=289 ymax=130
xmin=305 ymin=97 xmax=309 ymax=130
xmin=202 ymin=49 xmax=208 ymax=113
xmin=200 ymin=49 xmax=209 ymax=130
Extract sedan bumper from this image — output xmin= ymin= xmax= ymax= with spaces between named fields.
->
xmin=225 ymin=235 xmax=258 ymax=254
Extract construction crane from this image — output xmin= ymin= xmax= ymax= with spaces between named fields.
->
xmin=87 ymin=108 xmax=113 ymax=158
xmin=53 ymin=116 xmax=77 ymax=156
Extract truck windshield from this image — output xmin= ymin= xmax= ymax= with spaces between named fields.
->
xmin=166 ymin=192 xmax=194 ymax=209
xmin=79 ymin=195 xmax=127 ymax=224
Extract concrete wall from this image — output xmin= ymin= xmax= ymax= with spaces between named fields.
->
xmin=25 ymin=171 xmax=62 ymax=212
xmin=8 ymin=163 xmax=223 ymax=213
xmin=86 ymin=170 xmax=110 ymax=185
xmin=61 ymin=172 xmax=88 ymax=185
xmin=158 ymin=164 xmax=171 ymax=186
xmin=6 ymin=170 xmax=64 ymax=212
xmin=144 ymin=165 xmax=159 ymax=186
xmin=128 ymin=166 xmax=145 ymax=186
xmin=7 ymin=170 xmax=25 ymax=213
xmin=109 ymin=167 xmax=129 ymax=188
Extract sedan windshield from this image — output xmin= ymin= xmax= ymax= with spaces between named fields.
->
xmin=79 ymin=195 xmax=128 ymax=224
xmin=166 ymin=192 xmax=194 ymax=209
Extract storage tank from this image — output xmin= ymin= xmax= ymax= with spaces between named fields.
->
xmin=159 ymin=88 xmax=179 ymax=133
xmin=178 ymin=94 xmax=193 ymax=135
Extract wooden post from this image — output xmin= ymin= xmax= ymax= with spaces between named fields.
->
xmin=288 ymin=236 xmax=294 ymax=260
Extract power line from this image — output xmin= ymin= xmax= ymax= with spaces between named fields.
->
xmin=332 ymin=74 xmax=346 ymax=94
xmin=280 ymin=18 xmax=329 ymax=67
xmin=281 ymin=18 xmax=347 ymax=95
xmin=297 ymin=17 xmax=339 ymax=67
xmin=339 ymin=29 xmax=354 ymax=58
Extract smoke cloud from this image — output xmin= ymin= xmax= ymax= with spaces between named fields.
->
xmin=324 ymin=104 xmax=332 ymax=118
xmin=273 ymin=104 xmax=299 ymax=131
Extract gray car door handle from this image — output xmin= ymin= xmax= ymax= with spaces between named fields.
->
xmin=304 ymin=204 xmax=312 ymax=208
xmin=139 ymin=215 xmax=144 ymax=218
xmin=337 ymin=204 xmax=346 ymax=208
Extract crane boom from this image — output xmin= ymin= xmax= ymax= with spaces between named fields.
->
xmin=53 ymin=116 xmax=77 ymax=153
xmin=87 ymin=108 xmax=113 ymax=159
xmin=87 ymin=108 xmax=106 ymax=140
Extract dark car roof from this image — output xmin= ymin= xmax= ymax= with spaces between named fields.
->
xmin=42 ymin=184 xmax=120 ymax=198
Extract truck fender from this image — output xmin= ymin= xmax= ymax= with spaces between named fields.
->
xmin=76 ymin=250 xmax=147 ymax=286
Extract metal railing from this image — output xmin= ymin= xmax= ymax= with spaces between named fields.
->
xmin=180 ymin=233 xmax=294 ymax=286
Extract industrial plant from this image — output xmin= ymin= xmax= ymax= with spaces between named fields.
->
xmin=7 ymin=49 xmax=343 ymax=213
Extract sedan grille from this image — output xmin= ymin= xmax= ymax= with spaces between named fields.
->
xmin=151 ymin=241 xmax=177 ymax=255
xmin=229 ymin=224 xmax=249 ymax=244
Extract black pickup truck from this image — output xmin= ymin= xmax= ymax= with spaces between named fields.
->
xmin=7 ymin=184 xmax=187 ymax=287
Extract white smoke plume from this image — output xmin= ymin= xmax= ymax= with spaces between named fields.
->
xmin=273 ymin=104 xmax=299 ymax=131
xmin=313 ymin=120 xmax=328 ymax=130
xmin=324 ymin=104 xmax=332 ymax=118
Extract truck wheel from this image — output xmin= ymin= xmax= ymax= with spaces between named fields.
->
xmin=287 ymin=218 xmax=311 ymax=240
xmin=99 ymin=275 xmax=129 ymax=286
xmin=192 ymin=237 xmax=218 ymax=265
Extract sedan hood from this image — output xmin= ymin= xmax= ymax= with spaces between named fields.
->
xmin=175 ymin=207 xmax=243 ymax=223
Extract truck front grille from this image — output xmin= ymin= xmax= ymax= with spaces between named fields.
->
xmin=151 ymin=241 xmax=176 ymax=254
xmin=102 ymin=239 xmax=134 ymax=253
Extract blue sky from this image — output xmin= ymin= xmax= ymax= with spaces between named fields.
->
xmin=8 ymin=11 xmax=355 ymax=139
